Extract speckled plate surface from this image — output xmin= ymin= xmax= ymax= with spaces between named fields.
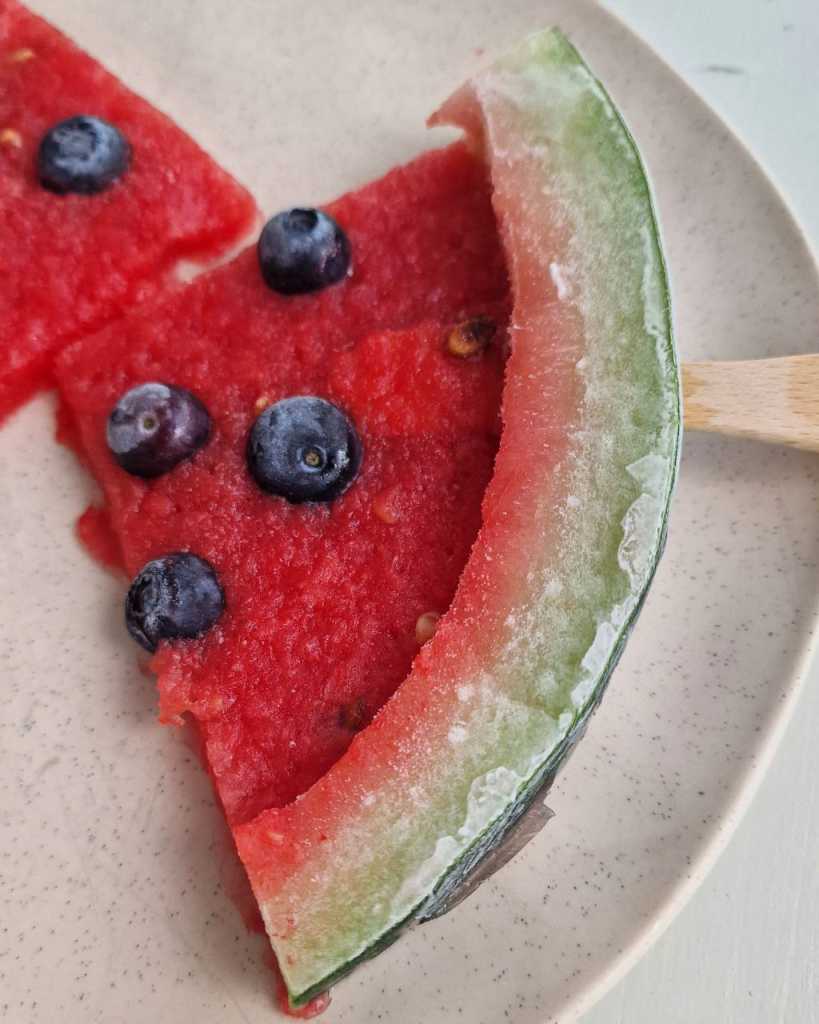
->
xmin=2 ymin=2 xmax=818 ymax=1022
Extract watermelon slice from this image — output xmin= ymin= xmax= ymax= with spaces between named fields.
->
xmin=55 ymin=28 xmax=680 ymax=1009
xmin=56 ymin=140 xmax=510 ymax=825
xmin=0 ymin=0 xmax=256 ymax=422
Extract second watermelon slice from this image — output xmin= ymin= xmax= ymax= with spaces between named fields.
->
xmin=0 ymin=0 xmax=257 ymax=422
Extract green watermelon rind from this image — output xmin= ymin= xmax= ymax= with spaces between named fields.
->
xmin=293 ymin=551 xmax=670 ymax=1007
xmin=257 ymin=26 xmax=682 ymax=1007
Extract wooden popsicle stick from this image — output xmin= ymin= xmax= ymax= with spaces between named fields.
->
xmin=683 ymin=354 xmax=819 ymax=452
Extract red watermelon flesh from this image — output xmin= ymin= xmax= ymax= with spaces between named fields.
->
xmin=0 ymin=0 xmax=256 ymax=422
xmin=56 ymin=141 xmax=510 ymax=825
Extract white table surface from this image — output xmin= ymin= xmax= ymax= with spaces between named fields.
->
xmin=585 ymin=2 xmax=819 ymax=1022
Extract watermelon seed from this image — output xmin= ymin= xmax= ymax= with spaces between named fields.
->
xmin=339 ymin=698 xmax=367 ymax=732
xmin=0 ymin=128 xmax=22 ymax=148
xmin=373 ymin=487 xmax=401 ymax=524
xmin=415 ymin=611 xmax=441 ymax=644
xmin=8 ymin=48 xmax=35 ymax=63
xmin=446 ymin=315 xmax=496 ymax=359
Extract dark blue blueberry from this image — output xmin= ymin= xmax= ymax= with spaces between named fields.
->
xmin=125 ymin=553 xmax=224 ymax=653
xmin=257 ymin=208 xmax=351 ymax=294
xmin=107 ymin=382 xmax=211 ymax=478
xmin=37 ymin=115 xmax=130 ymax=195
xmin=247 ymin=396 xmax=362 ymax=503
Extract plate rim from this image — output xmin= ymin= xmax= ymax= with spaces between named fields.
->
xmin=562 ymin=4 xmax=819 ymax=1017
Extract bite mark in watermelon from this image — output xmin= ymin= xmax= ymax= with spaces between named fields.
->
xmin=55 ymin=27 xmax=680 ymax=1010
xmin=0 ymin=0 xmax=257 ymax=422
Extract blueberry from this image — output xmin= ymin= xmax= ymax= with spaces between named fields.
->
xmin=107 ymin=382 xmax=211 ymax=478
xmin=37 ymin=115 xmax=130 ymax=195
xmin=247 ymin=396 xmax=362 ymax=503
xmin=257 ymin=208 xmax=351 ymax=294
xmin=125 ymin=553 xmax=224 ymax=653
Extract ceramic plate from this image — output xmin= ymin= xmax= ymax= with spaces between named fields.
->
xmin=2 ymin=2 xmax=818 ymax=1022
